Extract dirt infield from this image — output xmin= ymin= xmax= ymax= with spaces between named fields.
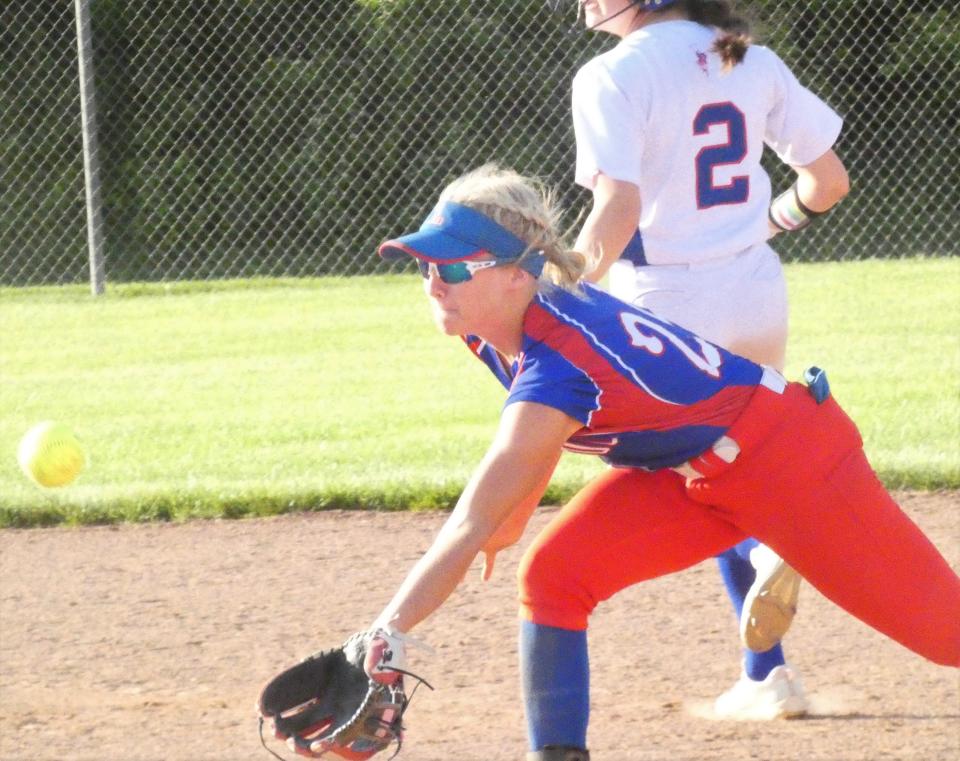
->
xmin=1 ymin=491 xmax=958 ymax=761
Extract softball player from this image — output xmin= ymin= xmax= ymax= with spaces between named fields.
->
xmin=567 ymin=0 xmax=851 ymax=717
xmin=370 ymin=165 xmax=959 ymax=761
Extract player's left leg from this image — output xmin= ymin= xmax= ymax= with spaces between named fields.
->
xmin=692 ymin=385 xmax=960 ymax=667
xmin=714 ymin=538 xmax=809 ymax=720
xmin=717 ymin=540 xmax=796 ymax=665
xmin=517 ymin=468 xmax=746 ymax=751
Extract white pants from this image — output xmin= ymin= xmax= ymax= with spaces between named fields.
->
xmin=608 ymin=243 xmax=788 ymax=371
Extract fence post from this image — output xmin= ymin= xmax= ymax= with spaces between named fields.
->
xmin=74 ymin=0 xmax=106 ymax=295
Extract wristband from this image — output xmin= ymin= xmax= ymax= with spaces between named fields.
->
xmin=768 ymin=183 xmax=824 ymax=232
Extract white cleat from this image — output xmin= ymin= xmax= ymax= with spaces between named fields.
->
xmin=740 ymin=544 xmax=802 ymax=652
xmin=714 ymin=665 xmax=809 ymax=720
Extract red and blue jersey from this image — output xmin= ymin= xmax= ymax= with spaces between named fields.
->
xmin=465 ymin=284 xmax=764 ymax=470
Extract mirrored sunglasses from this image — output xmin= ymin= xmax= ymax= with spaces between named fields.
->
xmin=417 ymin=258 xmax=501 ymax=285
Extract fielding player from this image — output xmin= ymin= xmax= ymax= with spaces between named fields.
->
xmin=371 ymin=165 xmax=959 ymax=761
xmin=565 ymin=0 xmax=851 ymax=718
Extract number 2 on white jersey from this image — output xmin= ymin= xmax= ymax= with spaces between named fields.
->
xmin=619 ymin=312 xmax=723 ymax=378
xmin=693 ymin=101 xmax=749 ymax=209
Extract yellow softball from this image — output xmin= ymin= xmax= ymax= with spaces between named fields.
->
xmin=17 ymin=421 xmax=86 ymax=488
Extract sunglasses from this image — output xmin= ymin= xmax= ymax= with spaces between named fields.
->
xmin=416 ymin=258 xmax=502 ymax=284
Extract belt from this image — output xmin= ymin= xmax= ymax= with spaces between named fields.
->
xmin=671 ymin=367 xmax=787 ymax=480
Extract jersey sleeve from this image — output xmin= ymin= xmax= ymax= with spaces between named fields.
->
xmin=505 ymin=349 xmax=600 ymax=426
xmin=763 ymin=48 xmax=843 ymax=166
xmin=572 ymin=60 xmax=646 ymax=190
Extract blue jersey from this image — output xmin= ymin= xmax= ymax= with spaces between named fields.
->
xmin=465 ymin=284 xmax=764 ymax=470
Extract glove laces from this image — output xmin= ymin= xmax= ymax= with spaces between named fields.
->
xmin=257 ymin=661 xmax=434 ymax=760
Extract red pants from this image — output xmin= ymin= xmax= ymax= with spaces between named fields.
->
xmin=518 ymin=383 xmax=960 ymax=667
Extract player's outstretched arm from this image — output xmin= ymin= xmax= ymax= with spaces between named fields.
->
xmin=373 ymin=401 xmax=580 ymax=635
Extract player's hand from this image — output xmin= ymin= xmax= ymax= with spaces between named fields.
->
xmin=767 ymin=219 xmax=783 ymax=239
xmin=479 ymin=522 xmax=523 ymax=582
xmin=481 ymin=549 xmax=499 ymax=582
xmin=479 ymin=500 xmax=541 ymax=582
xmin=363 ymin=627 xmax=406 ymax=685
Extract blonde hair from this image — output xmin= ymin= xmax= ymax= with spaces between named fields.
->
xmin=439 ymin=164 xmax=587 ymax=291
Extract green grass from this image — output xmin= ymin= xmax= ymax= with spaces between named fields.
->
xmin=782 ymin=258 xmax=959 ymax=488
xmin=1 ymin=259 xmax=957 ymax=528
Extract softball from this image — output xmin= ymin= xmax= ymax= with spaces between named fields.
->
xmin=17 ymin=421 xmax=86 ymax=488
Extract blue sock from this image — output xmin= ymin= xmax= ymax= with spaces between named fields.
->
xmin=716 ymin=542 xmax=755 ymax=620
xmin=520 ymin=620 xmax=589 ymax=751
xmin=744 ymin=642 xmax=787 ymax=681
xmin=716 ymin=541 xmax=786 ymax=681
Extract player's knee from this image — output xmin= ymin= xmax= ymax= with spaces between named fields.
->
xmin=517 ymin=541 xmax=595 ymax=630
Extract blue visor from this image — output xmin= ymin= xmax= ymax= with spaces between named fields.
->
xmin=379 ymin=201 xmax=532 ymax=264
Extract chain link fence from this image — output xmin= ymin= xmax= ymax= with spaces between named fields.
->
xmin=2 ymin=1 xmax=958 ymax=289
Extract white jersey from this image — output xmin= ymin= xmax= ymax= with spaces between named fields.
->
xmin=572 ymin=20 xmax=842 ymax=266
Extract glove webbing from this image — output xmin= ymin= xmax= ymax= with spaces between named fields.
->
xmin=258 ymin=667 xmax=434 ymax=761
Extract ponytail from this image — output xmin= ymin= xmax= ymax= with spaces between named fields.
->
xmin=678 ymin=0 xmax=753 ymax=69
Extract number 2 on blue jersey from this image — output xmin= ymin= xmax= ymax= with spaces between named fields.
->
xmin=693 ymin=102 xmax=749 ymax=209
xmin=620 ymin=311 xmax=723 ymax=378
